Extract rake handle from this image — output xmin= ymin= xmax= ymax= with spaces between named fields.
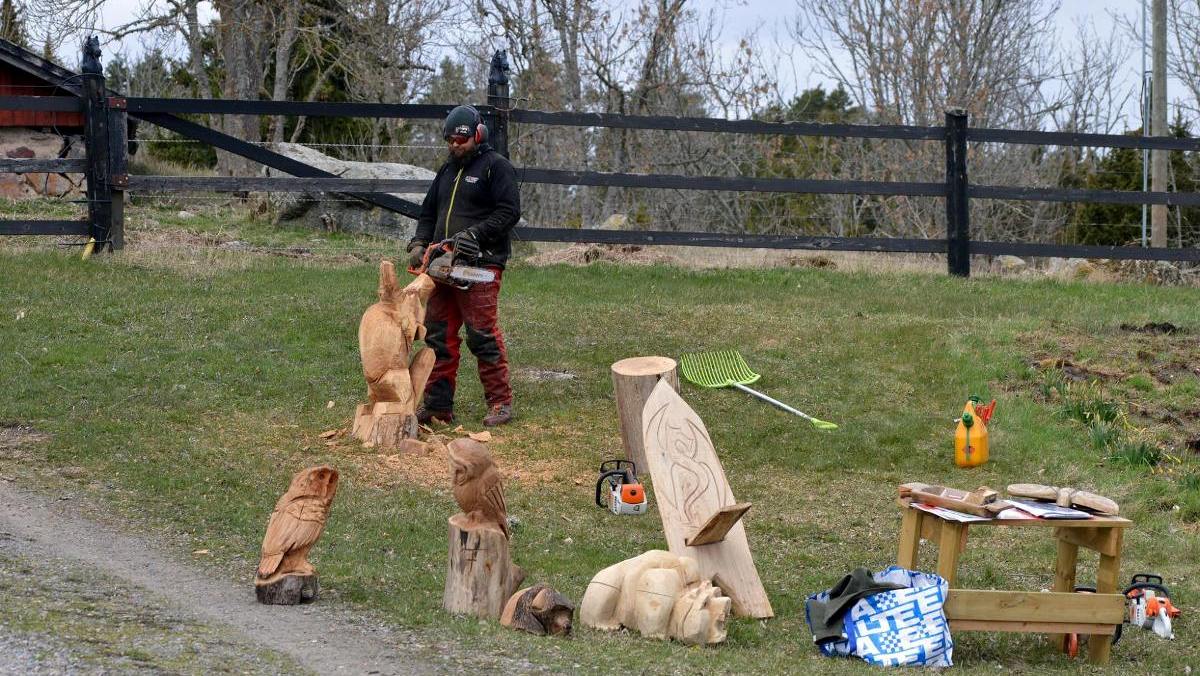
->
xmin=729 ymin=382 xmax=819 ymax=422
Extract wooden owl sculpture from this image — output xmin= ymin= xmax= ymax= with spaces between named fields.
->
xmin=257 ymin=465 xmax=339 ymax=584
xmin=358 ymin=261 xmax=436 ymax=407
xmin=447 ymin=438 xmax=509 ymax=539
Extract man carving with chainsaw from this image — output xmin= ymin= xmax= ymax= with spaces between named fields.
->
xmin=406 ymin=104 xmax=520 ymax=427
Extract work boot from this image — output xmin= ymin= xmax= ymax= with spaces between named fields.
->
xmin=483 ymin=403 xmax=513 ymax=427
xmin=416 ymin=406 xmax=454 ymax=425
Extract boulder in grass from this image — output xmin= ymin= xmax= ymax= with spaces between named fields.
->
xmin=996 ymin=255 xmax=1026 ymax=273
xmin=257 ymin=143 xmax=435 ymax=239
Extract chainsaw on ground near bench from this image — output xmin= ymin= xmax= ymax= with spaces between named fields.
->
xmin=407 ymin=239 xmax=495 ymax=289
xmin=1066 ymin=572 xmax=1182 ymax=657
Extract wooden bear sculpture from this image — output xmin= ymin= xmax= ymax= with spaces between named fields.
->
xmin=580 ymin=550 xmax=731 ymax=645
xmin=353 ymin=261 xmax=437 ymax=448
xmin=443 ymin=438 xmax=524 ymax=619
xmin=256 ymin=465 xmax=339 ymax=604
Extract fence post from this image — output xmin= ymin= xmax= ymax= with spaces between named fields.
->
xmin=486 ymin=50 xmax=511 ymax=159
xmin=107 ymin=98 xmax=128 ymax=250
xmin=945 ymin=109 xmax=970 ymax=277
xmin=80 ymin=36 xmax=113 ymax=253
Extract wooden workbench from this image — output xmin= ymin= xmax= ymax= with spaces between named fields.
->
xmin=896 ymin=503 xmax=1132 ymax=664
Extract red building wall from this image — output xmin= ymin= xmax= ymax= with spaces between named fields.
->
xmin=0 ymin=66 xmax=85 ymax=129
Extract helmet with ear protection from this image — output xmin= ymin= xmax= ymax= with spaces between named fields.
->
xmin=443 ymin=105 xmax=487 ymax=144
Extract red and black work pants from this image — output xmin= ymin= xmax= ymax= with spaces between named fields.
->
xmin=422 ymin=268 xmax=513 ymax=412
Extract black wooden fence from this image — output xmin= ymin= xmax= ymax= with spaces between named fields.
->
xmin=6 ymin=44 xmax=1200 ymax=277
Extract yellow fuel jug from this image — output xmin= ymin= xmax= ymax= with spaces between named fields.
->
xmin=955 ymin=401 xmax=989 ymax=468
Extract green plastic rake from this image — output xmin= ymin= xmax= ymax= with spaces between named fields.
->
xmin=679 ymin=350 xmax=838 ymax=430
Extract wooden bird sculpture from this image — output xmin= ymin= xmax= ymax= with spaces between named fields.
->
xmin=447 ymin=438 xmax=509 ymax=539
xmin=358 ymin=262 xmax=436 ymax=406
xmin=353 ymin=261 xmax=437 ymax=447
xmin=257 ymin=465 xmax=339 ymax=587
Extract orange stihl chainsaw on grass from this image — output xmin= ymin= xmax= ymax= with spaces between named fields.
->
xmin=1067 ymin=573 xmax=1182 ymax=657
xmin=595 ymin=460 xmax=647 ymax=516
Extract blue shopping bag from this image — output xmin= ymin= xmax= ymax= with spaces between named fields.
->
xmin=806 ymin=566 xmax=953 ymax=667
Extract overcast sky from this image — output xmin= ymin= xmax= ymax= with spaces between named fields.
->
xmin=63 ymin=0 xmax=1153 ymax=124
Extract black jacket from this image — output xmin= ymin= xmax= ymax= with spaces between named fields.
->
xmin=410 ymin=143 xmax=521 ymax=269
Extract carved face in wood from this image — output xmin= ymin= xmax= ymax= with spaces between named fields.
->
xmin=672 ymin=581 xmax=731 ymax=645
xmin=291 ymin=464 xmax=340 ymax=502
xmin=448 ymin=438 xmax=491 ymax=486
xmin=446 ymin=438 xmax=509 ymax=538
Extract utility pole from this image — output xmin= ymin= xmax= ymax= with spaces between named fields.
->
xmin=1151 ymin=0 xmax=1168 ymax=248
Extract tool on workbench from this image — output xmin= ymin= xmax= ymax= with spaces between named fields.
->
xmin=898 ymin=482 xmax=1008 ymax=517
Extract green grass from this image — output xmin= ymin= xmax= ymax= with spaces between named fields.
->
xmin=2 ymin=207 xmax=1200 ymax=672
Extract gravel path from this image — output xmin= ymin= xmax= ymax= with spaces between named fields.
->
xmin=0 ymin=480 xmax=496 ymax=675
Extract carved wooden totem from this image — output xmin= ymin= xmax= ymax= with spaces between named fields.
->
xmin=443 ymin=438 xmax=524 ymax=619
xmin=353 ymin=261 xmax=437 ymax=449
xmin=641 ymin=380 xmax=773 ymax=619
xmin=256 ymin=465 xmax=340 ymax=604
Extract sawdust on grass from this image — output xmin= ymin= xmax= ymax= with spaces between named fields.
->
xmin=329 ymin=427 xmax=589 ymax=490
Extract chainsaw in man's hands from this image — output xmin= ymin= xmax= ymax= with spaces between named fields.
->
xmin=451 ymin=228 xmax=482 ymax=260
xmin=407 ymin=238 xmax=496 ymax=289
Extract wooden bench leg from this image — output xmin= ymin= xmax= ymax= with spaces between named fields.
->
xmin=897 ymin=508 xmax=923 ymax=569
xmin=1088 ymin=529 xmax=1123 ymax=665
xmin=936 ymin=521 xmax=965 ymax=587
xmin=1051 ymin=537 xmax=1079 ymax=652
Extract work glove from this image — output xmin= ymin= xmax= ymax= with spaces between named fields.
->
xmin=451 ymin=229 xmax=482 ymax=259
xmin=407 ymin=241 xmax=427 ymax=269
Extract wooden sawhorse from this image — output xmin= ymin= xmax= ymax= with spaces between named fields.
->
xmin=896 ymin=504 xmax=1131 ymax=664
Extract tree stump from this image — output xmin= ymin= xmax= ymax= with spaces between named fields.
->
xmin=443 ymin=514 xmax=524 ymax=619
xmin=611 ymin=356 xmax=679 ymax=472
xmin=255 ymin=573 xmax=319 ymax=605
xmin=352 ymin=401 xmax=419 ymax=448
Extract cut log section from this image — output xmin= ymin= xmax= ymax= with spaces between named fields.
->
xmin=352 ymin=401 xmax=418 ymax=449
xmin=255 ymin=573 xmax=319 ymax=605
xmin=612 ymin=356 xmax=679 ymax=472
xmin=686 ymin=503 xmax=752 ymax=546
xmin=641 ymin=380 xmax=773 ymax=619
xmin=443 ymin=514 xmax=525 ymax=619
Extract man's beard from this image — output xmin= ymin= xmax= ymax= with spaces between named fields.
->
xmin=447 ymin=146 xmax=477 ymax=165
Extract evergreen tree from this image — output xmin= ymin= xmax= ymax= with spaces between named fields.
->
xmin=0 ymin=0 xmax=27 ymax=49
xmin=745 ymin=86 xmax=863 ymax=234
xmin=422 ymin=58 xmax=470 ymax=106
xmin=1070 ymin=120 xmax=1200 ymax=247
xmin=40 ymin=29 xmax=58 ymax=64
xmin=105 ymin=53 xmax=131 ymax=93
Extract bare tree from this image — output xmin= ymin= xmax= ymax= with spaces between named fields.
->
xmin=788 ymin=0 xmax=1075 ymax=240
xmin=792 ymin=0 xmax=1063 ymax=127
xmin=1167 ymin=0 xmax=1200 ymax=119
